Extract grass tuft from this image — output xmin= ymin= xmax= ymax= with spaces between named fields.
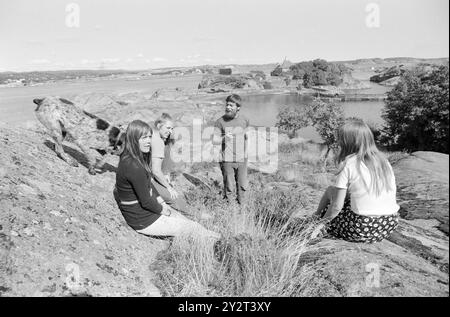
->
xmin=153 ymin=180 xmax=322 ymax=297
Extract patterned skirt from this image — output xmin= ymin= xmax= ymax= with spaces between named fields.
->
xmin=321 ymin=198 xmax=399 ymax=243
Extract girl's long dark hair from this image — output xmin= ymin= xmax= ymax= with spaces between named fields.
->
xmin=120 ymin=120 xmax=153 ymax=174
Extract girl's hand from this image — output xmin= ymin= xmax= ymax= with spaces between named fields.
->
xmin=168 ymin=187 xmax=178 ymax=199
xmin=165 ymin=174 xmax=172 ymax=185
xmin=311 ymin=223 xmax=326 ymax=239
xmin=161 ymin=203 xmax=172 ymax=217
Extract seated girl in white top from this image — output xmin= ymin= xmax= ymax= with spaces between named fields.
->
xmin=314 ymin=118 xmax=400 ymax=243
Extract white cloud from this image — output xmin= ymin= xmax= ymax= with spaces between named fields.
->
xmin=152 ymin=57 xmax=168 ymax=62
xmin=94 ymin=25 xmax=103 ymax=30
xmin=137 ymin=53 xmax=144 ymax=58
xmin=126 ymin=58 xmax=134 ymax=63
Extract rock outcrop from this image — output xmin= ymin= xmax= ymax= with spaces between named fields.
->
xmin=370 ymin=65 xmax=406 ymax=83
xmin=0 ymin=125 xmax=167 ymax=296
xmin=198 ymin=74 xmax=264 ymax=92
xmin=393 ymin=151 xmax=449 ymax=235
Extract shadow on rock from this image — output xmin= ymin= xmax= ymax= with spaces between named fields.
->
xmin=44 ymin=140 xmax=117 ymax=174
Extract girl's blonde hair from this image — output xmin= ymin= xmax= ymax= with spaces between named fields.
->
xmin=154 ymin=113 xmax=173 ymax=130
xmin=120 ymin=120 xmax=153 ymax=175
xmin=337 ymin=118 xmax=393 ymax=196
xmin=154 ymin=113 xmax=175 ymax=146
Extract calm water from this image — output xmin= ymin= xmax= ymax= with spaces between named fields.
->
xmin=240 ymin=93 xmax=387 ymax=142
xmin=0 ymin=75 xmax=202 ymax=125
xmin=0 ymin=75 xmax=389 ymax=143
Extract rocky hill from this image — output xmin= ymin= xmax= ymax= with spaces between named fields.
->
xmin=0 ymin=124 xmax=168 ymax=296
xmin=0 ymin=122 xmax=448 ymax=296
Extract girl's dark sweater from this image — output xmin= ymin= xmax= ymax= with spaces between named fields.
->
xmin=115 ymin=155 xmax=162 ymax=230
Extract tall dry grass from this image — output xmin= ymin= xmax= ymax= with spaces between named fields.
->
xmin=153 ymin=181 xmax=323 ymax=297
xmin=278 ymin=141 xmax=335 ymax=169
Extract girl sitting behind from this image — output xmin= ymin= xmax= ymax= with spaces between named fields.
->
xmin=314 ymin=118 xmax=400 ymax=243
xmin=151 ymin=113 xmax=190 ymax=215
xmin=113 ymin=120 xmax=219 ymax=238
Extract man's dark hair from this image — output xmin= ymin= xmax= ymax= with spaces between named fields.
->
xmin=226 ymin=94 xmax=242 ymax=108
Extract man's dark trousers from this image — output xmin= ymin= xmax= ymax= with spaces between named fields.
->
xmin=220 ymin=161 xmax=248 ymax=204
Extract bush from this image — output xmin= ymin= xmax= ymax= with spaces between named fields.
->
xmin=302 ymin=73 xmax=313 ymax=88
xmin=381 ymin=65 xmax=449 ymax=153
xmin=270 ymin=65 xmax=283 ymax=77
xmin=276 ymin=101 xmax=345 ymax=164
xmin=276 ymin=106 xmax=311 ymax=138
xmin=262 ymin=81 xmax=273 ymax=89
xmin=290 ymin=59 xmax=349 ymax=87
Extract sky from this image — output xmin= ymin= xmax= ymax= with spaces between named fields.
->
xmin=1 ymin=0 xmax=448 ymax=71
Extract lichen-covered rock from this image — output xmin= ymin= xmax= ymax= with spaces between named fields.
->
xmin=0 ymin=126 xmax=167 ymax=296
xmin=393 ymin=151 xmax=449 ymax=235
xmin=300 ymin=235 xmax=448 ymax=297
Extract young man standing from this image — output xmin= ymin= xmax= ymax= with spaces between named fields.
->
xmin=213 ymin=94 xmax=249 ymax=204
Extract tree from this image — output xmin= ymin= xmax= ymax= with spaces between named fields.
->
xmin=290 ymin=59 xmax=349 ymax=87
xmin=311 ymin=69 xmax=328 ymax=86
xmin=312 ymin=59 xmax=328 ymax=72
xmin=302 ymin=72 xmax=313 ymax=88
xmin=309 ymin=101 xmax=345 ymax=161
xmin=270 ymin=65 xmax=283 ymax=77
xmin=276 ymin=106 xmax=311 ymax=138
xmin=276 ymin=101 xmax=345 ymax=165
xmin=382 ymin=65 xmax=449 ymax=154
xmin=326 ymin=72 xmax=343 ymax=86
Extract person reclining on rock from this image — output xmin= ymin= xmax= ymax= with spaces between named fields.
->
xmin=313 ymin=118 xmax=400 ymax=243
xmin=113 ymin=119 xmax=219 ymax=238
xmin=150 ymin=113 xmax=191 ymax=216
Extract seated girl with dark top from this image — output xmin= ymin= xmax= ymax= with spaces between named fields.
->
xmin=114 ymin=120 xmax=219 ymax=238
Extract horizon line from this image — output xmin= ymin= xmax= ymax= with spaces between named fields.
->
xmin=1 ymin=56 xmax=448 ymax=74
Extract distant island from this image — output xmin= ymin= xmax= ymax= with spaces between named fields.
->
xmin=1 ymin=57 xmax=447 ymax=88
